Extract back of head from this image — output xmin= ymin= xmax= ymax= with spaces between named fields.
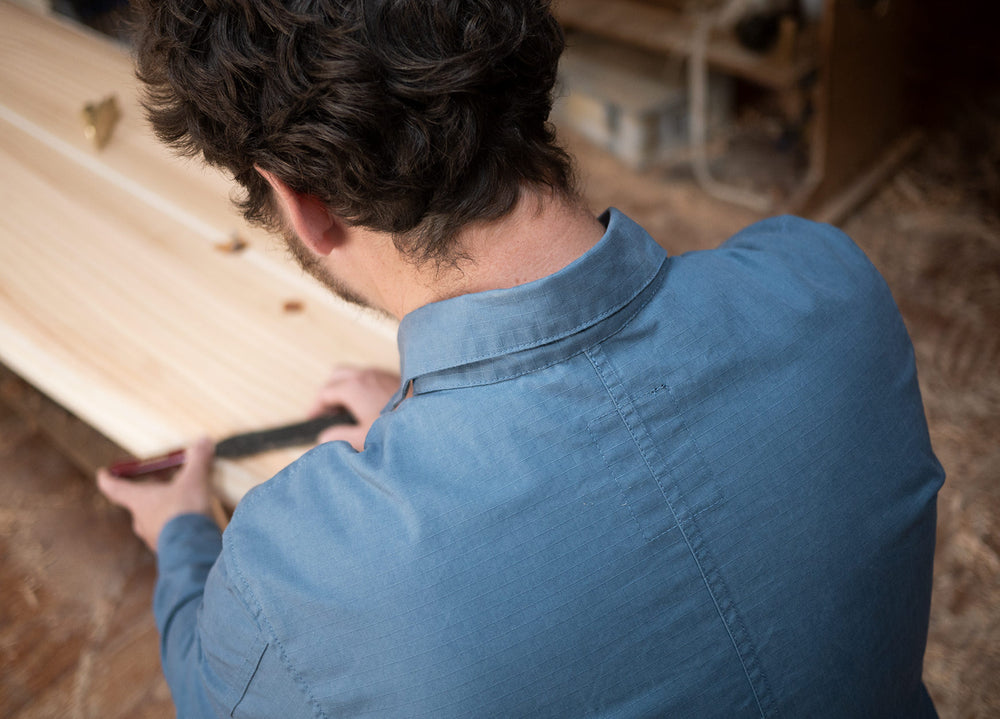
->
xmin=133 ymin=0 xmax=575 ymax=266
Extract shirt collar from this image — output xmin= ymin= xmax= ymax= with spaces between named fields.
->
xmin=394 ymin=208 xmax=667 ymax=398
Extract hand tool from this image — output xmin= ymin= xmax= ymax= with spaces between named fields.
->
xmin=108 ymin=409 xmax=356 ymax=478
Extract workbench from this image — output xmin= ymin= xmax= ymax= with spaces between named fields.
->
xmin=0 ymin=2 xmax=399 ymax=506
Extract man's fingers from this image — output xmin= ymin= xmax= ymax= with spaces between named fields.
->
xmin=308 ymin=366 xmax=401 ymax=450
xmin=309 ymin=382 xmax=364 ymax=417
xmin=307 ymin=380 xmax=352 ymax=418
xmin=96 ymin=468 xmax=139 ymax=507
xmin=95 ymin=438 xmax=217 ymax=552
xmin=323 ymin=366 xmax=362 ymax=383
xmin=98 ymin=438 xmax=214 ymax=508
xmin=310 ymin=367 xmax=401 ymax=416
xmin=176 ymin=437 xmax=215 ymax=485
xmin=318 ymin=425 xmax=367 ymax=452
xmin=308 ymin=394 xmax=346 ymax=419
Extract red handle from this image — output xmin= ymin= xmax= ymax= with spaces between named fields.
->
xmin=108 ymin=449 xmax=187 ymax=478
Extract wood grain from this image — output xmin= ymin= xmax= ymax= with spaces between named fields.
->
xmin=0 ymin=2 xmax=399 ymax=504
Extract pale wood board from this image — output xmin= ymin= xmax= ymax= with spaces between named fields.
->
xmin=0 ymin=2 xmax=268 ymax=248
xmin=0 ymin=2 xmax=399 ymax=504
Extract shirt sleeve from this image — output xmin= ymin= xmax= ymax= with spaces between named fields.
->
xmin=153 ymin=513 xmax=314 ymax=718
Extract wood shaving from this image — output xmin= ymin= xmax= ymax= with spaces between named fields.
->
xmin=214 ymin=234 xmax=248 ymax=253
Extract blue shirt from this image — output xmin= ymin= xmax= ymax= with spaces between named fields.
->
xmin=155 ymin=210 xmax=943 ymax=718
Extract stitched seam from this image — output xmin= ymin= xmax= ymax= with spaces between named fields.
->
xmin=226 ymin=497 xmax=329 ymax=719
xmin=584 ymin=345 xmax=771 ymax=718
xmin=587 ymin=412 xmax=646 ymax=539
xmin=658 ymin=381 xmax=776 ymax=717
xmin=230 ymin=642 xmax=268 ymax=717
xmin=412 ymin=260 xmax=669 ymax=395
xmin=586 ymin=410 xmax=693 ymax=545
xmin=408 ymin=255 xmax=667 ymax=375
xmin=585 ymin=410 xmax=729 ymax=542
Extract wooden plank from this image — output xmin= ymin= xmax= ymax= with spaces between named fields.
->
xmin=0 ymin=360 xmax=125 ymax=475
xmin=0 ymin=399 xmax=174 ymax=718
xmin=0 ymin=114 xmax=398 ymax=502
xmin=0 ymin=1 xmax=266 ymax=249
xmin=0 ymin=3 xmax=399 ymax=504
xmin=554 ymin=0 xmax=817 ymax=90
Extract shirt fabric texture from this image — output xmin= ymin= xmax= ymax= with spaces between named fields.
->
xmin=155 ymin=209 xmax=944 ymax=718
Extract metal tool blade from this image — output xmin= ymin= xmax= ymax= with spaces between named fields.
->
xmin=108 ymin=409 xmax=356 ymax=478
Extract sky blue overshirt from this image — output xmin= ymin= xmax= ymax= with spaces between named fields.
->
xmin=154 ymin=209 xmax=944 ymax=718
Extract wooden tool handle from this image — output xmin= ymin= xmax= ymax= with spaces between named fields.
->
xmin=108 ymin=449 xmax=187 ymax=478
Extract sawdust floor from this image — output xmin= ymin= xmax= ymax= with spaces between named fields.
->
xmin=0 ymin=402 xmax=173 ymax=718
xmin=2 ymin=100 xmax=998 ymax=717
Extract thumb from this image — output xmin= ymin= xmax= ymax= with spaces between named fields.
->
xmin=175 ymin=437 xmax=215 ymax=486
xmin=96 ymin=468 xmax=141 ymax=508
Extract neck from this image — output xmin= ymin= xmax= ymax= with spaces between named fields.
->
xmin=367 ymin=191 xmax=605 ymax=319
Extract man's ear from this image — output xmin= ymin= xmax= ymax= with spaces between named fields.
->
xmin=255 ymin=167 xmax=345 ymax=255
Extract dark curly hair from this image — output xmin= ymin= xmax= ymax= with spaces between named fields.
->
xmin=132 ymin=0 xmax=576 ymax=266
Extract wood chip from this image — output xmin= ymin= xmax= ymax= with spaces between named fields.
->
xmin=80 ymin=94 xmax=120 ymax=150
xmin=214 ymin=234 xmax=248 ymax=253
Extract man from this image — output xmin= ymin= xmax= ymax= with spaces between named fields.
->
xmin=97 ymin=0 xmax=944 ymax=716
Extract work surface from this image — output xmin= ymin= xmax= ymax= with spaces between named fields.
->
xmin=0 ymin=2 xmax=399 ymax=505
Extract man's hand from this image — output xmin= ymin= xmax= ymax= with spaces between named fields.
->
xmin=97 ymin=438 xmax=216 ymax=552
xmin=309 ymin=366 xmax=401 ymax=451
